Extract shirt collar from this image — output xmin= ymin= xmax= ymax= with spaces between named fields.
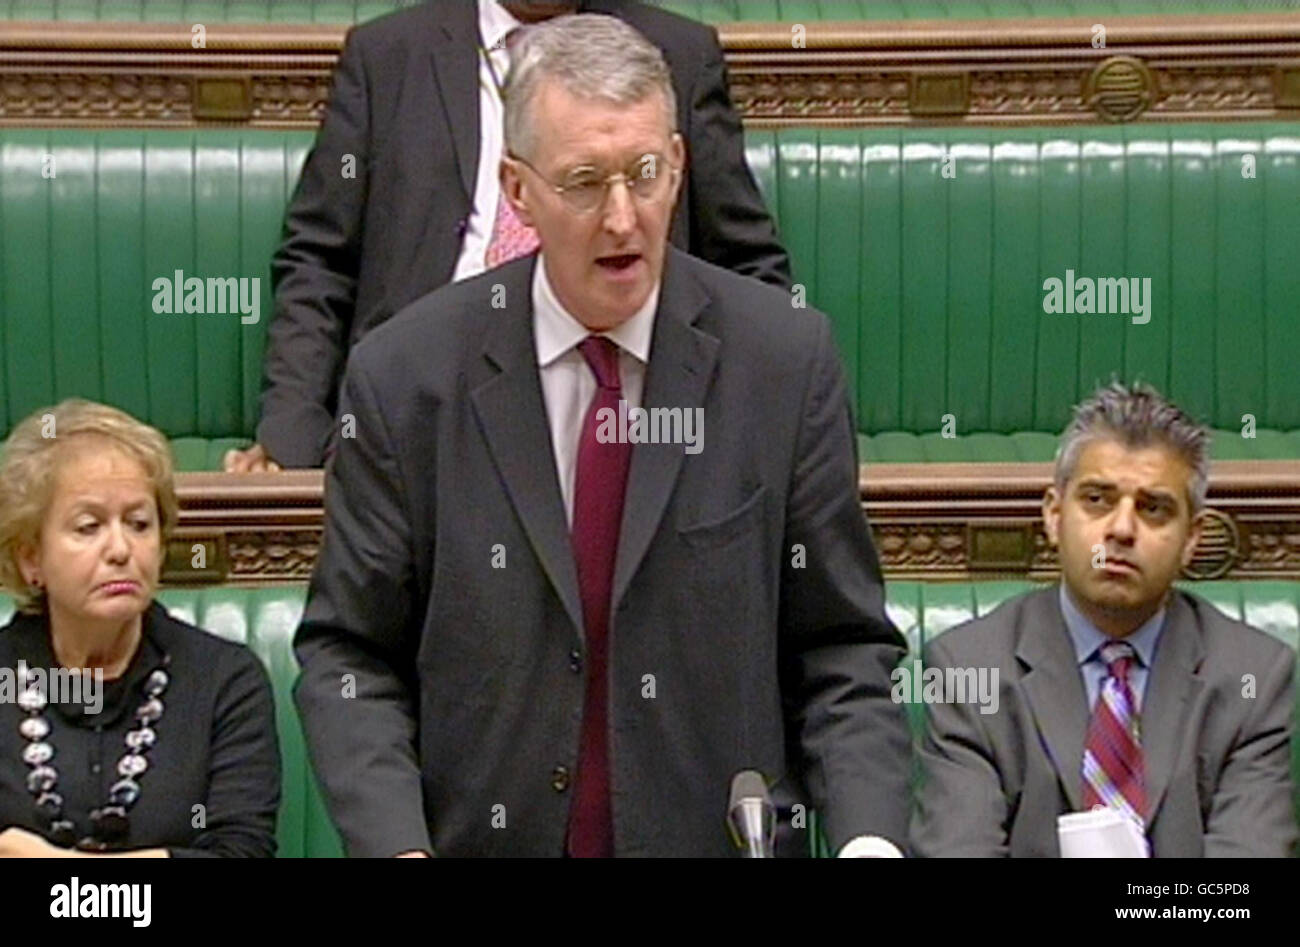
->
xmin=533 ymin=253 xmax=659 ymax=369
xmin=1059 ymin=582 xmax=1165 ymax=670
xmin=480 ymin=1 xmax=522 ymax=54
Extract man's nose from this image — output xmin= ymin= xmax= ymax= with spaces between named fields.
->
xmin=601 ymin=179 xmax=637 ymax=236
xmin=1107 ymin=497 xmax=1138 ymax=543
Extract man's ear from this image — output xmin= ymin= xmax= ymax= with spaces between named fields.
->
xmin=1042 ymin=485 xmax=1062 ymax=548
xmin=668 ymin=131 xmax=686 ymax=203
xmin=1181 ymin=509 xmax=1206 ymax=568
xmin=500 ymin=157 xmax=535 ymax=229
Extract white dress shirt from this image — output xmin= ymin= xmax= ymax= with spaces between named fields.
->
xmin=533 ymin=254 xmax=659 ymax=527
xmin=452 ymin=0 xmax=521 ymax=283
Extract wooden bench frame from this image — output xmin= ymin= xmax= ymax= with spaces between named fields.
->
xmin=2 ymin=13 xmax=1299 ymax=127
xmin=164 ymin=460 xmax=1300 ymax=584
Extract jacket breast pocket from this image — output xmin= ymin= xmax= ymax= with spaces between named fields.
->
xmin=676 ymin=486 xmax=767 ymax=550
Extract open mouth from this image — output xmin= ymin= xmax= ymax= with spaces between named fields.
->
xmin=596 ymin=253 xmax=642 ymax=273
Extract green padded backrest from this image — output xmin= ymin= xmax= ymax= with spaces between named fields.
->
xmin=155 ymin=586 xmax=343 ymax=858
xmin=0 ymin=129 xmax=313 ymax=446
xmin=745 ymin=123 xmax=1300 ymax=438
xmin=6 ymin=0 xmax=1298 ymax=21
xmin=5 ymin=124 xmax=1300 ymax=458
xmin=0 ymin=0 xmax=421 ymax=20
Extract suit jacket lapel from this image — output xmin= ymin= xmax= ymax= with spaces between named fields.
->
xmin=1016 ymin=587 xmax=1090 ymax=811
xmin=428 ymin=0 xmax=481 ymax=204
xmin=470 ymin=255 xmax=585 ymax=639
xmin=611 ymin=250 xmax=717 ymax=609
xmin=1139 ymin=593 xmax=1205 ymax=825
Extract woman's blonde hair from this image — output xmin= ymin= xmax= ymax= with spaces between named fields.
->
xmin=0 ymin=399 xmax=177 ymax=614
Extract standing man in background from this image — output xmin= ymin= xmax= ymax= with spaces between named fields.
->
xmin=227 ymin=0 xmax=791 ymax=471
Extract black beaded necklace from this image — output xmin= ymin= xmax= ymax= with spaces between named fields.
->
xmin=18 ymin=653 xmax=171 ymax=852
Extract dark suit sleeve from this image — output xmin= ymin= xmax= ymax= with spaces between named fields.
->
xmin=910 ymin=636 xmax=1010 ymax=857
xmin=257 ymin=27 xmax=372 ymax=468
xmin=1204 ymin=652 xmax=1297 ymax=857
xmin=169 ymin=650 xmax=281 ymax=858
xmin=293 ymin=352 xmax=431 ymax=858
xmin=685 ymin=27 xmax=792 ymax=290
xmin=778 ymin=313 xmax=909 ymax=853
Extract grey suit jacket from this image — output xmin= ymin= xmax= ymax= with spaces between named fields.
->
xmin=911 ymin=586 xmax=1297 ymax=857
xmin=293 ymin=247 xmax=910 ymax=857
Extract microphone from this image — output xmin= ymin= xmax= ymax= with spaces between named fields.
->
xmin=727 ymin=770 xmax=775 ymax=858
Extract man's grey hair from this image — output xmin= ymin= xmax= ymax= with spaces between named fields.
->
xmin=503 ymin=14 xmax=678 ymax=162
xmin=1054 ymin=380 xmax=1210 ymax=513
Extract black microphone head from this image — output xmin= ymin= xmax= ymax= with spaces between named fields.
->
xmin=729 ymin=770 xmax=770 ymax=811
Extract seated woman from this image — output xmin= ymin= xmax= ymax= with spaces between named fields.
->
xmin=0 ymin=400 xmax=278 ymax=857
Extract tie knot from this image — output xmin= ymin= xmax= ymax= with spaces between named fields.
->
xmin=578 ymin=336 xmax=622 ymax=391
xmin=1099 ymin=641 xmax=1137 ymax=679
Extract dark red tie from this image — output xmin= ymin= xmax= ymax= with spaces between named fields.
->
xmin=567 ymin=336 xmax=631 ymax=858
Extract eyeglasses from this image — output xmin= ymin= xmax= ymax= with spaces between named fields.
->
xmin=508 ymin=151 xmax=681 ymax=215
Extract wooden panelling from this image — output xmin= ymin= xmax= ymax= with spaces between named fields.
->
xmin=2 ymin=14 xmax=1300 ymax=126
xmin=163 ymin=462 xmax=1300 ymax=584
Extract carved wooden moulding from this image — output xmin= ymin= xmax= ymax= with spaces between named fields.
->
xmin=157 ymin=461 xmax=1300 ymax=585
xmin=2 ymin=15 xmax=1299 ymax=127
xmin=862 ymin=460 xmax=1300 ymax=581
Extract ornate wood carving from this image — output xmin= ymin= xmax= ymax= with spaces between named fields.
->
xmin=161 ymin=461 xmax=1300 ymax=585
xmin=861 ymin=460 xmax=1300 ymax=581
xmin=2 ymin=15 xmax=1299 ymax=127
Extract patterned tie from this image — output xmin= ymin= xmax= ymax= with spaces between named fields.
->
xmin=566 ymin=336 xmax=631 ymax=858
xmin=484 ymin=27 xmax=539 ymax=269
xmin=1081 ymin=641 xmax=1147 ymax=834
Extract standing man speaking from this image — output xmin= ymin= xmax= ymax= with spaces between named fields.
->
xmin=229 ymin=0 xmax=791 ymax=471
xmin=293 ymin=15 xmax=909 ymax=857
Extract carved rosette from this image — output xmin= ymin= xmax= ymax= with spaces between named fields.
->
xmin=226 ymin=530 xmax=322 ymax=578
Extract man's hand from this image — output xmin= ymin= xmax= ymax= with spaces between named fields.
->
xmin=0 ymin=826 xmax=68 ymax=858
xmin=223 ymin=443 xmax=283 ymax=473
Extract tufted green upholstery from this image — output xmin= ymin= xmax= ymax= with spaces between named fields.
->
xmin=3 ymin=580 xmax=1295 ymax=856
xmin=4 ymin=0 xmax=1297 ymax=22
xmin=5 ymin=123 xmax=1300 ymax=466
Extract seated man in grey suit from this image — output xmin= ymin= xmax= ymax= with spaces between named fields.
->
xmin=913 ymin=381 xmax=1297 ymax=857
xmin=293 ymin=14 xmax=909 ymax=857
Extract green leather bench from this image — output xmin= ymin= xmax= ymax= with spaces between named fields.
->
xmin=4 ymin=123 xmax=1299 ymax=467
xmin=4 ymin=580 xmax=1296 ymax=856
xmin=4 ymin=0 xmax=1294 ymax=22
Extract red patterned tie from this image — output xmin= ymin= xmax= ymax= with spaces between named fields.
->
xmin=566 ymin=336 xmax=631 ymax=858
xmin=1081 ymin=641 xmax=1147 ymax=834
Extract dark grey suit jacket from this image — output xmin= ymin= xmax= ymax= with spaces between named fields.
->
xmin=293 ymin=247 xmax=909 ymax=857
xmin=912 ymin=586 xmax=1298 ymax=857
xmin=260 ymin=0 xmax=792 ymax=467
